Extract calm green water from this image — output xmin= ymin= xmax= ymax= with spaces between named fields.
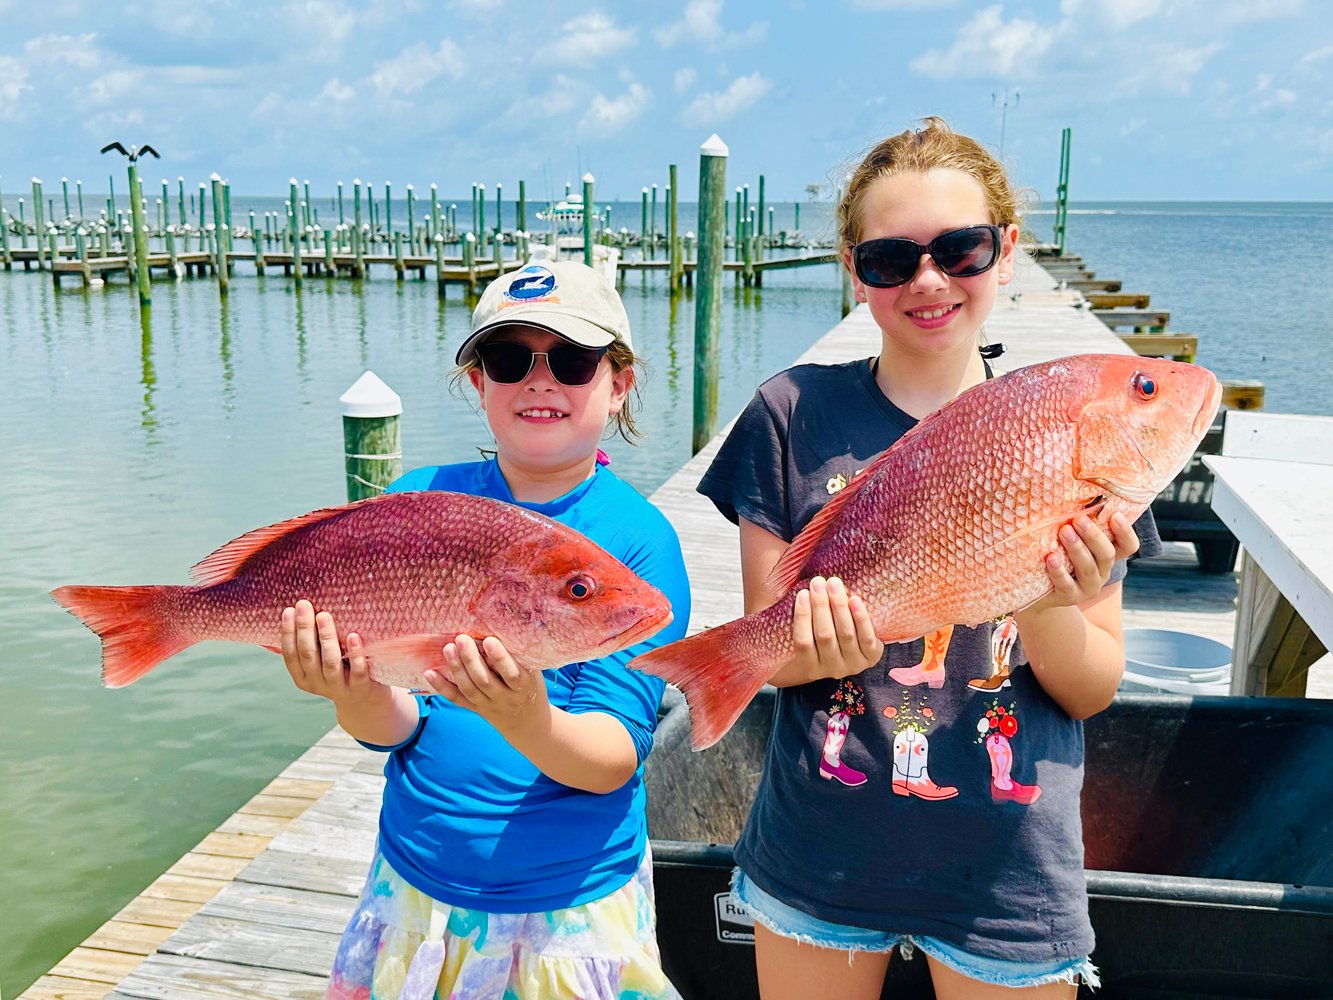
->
xmin=0 ymin=253 xmax=842 ymax=994
xmin=4 ymin=199 xmax=1332 ymax=994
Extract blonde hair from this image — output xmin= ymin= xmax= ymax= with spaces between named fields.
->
xmin=836 ymin=116 xmax=1022 ymax=254
xmin=452 ymin=337 xmax=644 ymax=444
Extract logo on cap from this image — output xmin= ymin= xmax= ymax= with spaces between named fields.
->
xmin=506 ymin=265 xmax=557 ymax=301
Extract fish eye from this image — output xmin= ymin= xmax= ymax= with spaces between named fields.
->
xmin=1133 ymin=373 xmax=1158 ymax=400
xmin=565 ymin=575 xmax=597 ymax=601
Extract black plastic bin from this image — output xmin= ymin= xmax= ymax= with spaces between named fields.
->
xmin=645 ymin=688 xmax=1333 ymax=999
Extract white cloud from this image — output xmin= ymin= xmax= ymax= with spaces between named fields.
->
xmin=849 ymin=0 xmax=954 ymax=8
xmin=1058 ymin=0 xmax=1160 ymax=31
xmin=579 ymin=81 xmax=649 ymax=135
xmin=367 ymin=39 xmax=464 ymax=98
xmin=1115 ymin=42 xmax=1221 ymax=96
xmin=655 ymin=0 xmax=768 ymax=49
xmin=541 ymin=11 xmax=636 ymax=67
xmin=674 ymin=67 xmax=697 ymax=93
xmin=680 ymin=71 xmax=771 ymax=126
xmin=320 ymin=77 xmax=356 ymax=103
xmin=911 ymin=6 xmax=1055 ymax=79
xmin=87 ymin=69 xmax=141 ymax=105
xmin=0 ymin=56 xmax=31 ymax=119
xmin=1119 ymin=116 xmax=1147 ymax=137
xmin=1300 ymin=44 xmax=1333 ymax=66
xmin=1253 ymin=73 xmax=1297 ymax=110
xmin=23 ymin=33 xmax=102 ymax=69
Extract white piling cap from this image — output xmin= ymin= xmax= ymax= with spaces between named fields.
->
xmin=701 ymin=134 xmax=729 ymax=157
xmin=340 ymin=371 xmax=403 ymax=418
xmin=211 ymin=172 xmax=222 ymax=181
xmin=582 ymin=172 xmax=595 ymax=183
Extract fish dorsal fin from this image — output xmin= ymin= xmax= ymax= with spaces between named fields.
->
xmin=766 ymin=444 xmax=898 ymax=595
xmin=189 ymin=493 xmax=402 ymax=585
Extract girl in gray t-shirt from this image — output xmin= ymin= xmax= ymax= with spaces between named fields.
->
xmin=698 ymin=118 xmax=1160 ymax=998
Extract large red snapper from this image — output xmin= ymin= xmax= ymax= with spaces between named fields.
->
xmin=633 ymin=354 xmax=1222 ymax=750
xmin=53 ymin=491 xmax=673 ymax=689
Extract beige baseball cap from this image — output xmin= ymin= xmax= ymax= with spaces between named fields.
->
xmin=455 ymin=260 xmax=634 ymax=365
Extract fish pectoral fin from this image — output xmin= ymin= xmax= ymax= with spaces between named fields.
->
xmin=358 ymin=633 xmax=459 ymax=688
xmin=986 ymin=501 xmax=1106 ymax=557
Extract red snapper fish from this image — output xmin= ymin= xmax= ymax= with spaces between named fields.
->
xmin=53 ymin=490 xmax=673 ymax=689
xmin=633 ymin=354 xmax=1221 ymax=750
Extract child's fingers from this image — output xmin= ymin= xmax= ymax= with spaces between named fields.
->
xmin=790 ymin=588 xmax=814 ymax=655
xmin=480 ymin=636 xmax=525 ymax=691
xmin=449 ymin=636 xmax=493 ymax=701
xmin=291 ymin=600 xmax=322 ymax=676
xmin=807 ymin=577 xmax=838 ymax=662
xmin=1072 ymin=516 xmax=1116 ymax=575
xmin=316 ymin=611 xmax=344 ymax=683
xmin=1108 ymin=512 xmax=1141 ymax=560
xmin=848 ymin=595 xmax=883 ymax=661
xmin=423 ymin=668 xmax=460 ymax=702
xmin=825 ymin=578 xmax=860 ymax=653
xmin=344 ymin=633 xmax=372 ymax=689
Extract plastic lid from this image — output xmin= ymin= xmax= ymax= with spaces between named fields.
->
xmin=340 ymin=371 xmax=402 ymax=418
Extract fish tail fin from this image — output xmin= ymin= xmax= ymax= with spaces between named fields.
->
xmin=51 ymin=585 xmax=193 ymax=688
xmin=632 ymin=619 xmax=778 ymax=751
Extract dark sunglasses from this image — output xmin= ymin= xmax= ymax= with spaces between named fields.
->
xmin=475 ymin=340 xmax=610 ymax=386
xmin=851 ymin=224 xmax=1004 ymax=288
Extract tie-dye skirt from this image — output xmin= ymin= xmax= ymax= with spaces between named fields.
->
xmin=325 ymin=846 xmax=681 ymax=1000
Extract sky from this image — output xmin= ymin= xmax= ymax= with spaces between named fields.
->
xmin=0 ymin=0 xmax=1329 ymax=205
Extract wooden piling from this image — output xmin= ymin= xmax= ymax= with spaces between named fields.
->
xmin=127 ymin=165 xmax=151 ymax=305
xmin=582 ymin=174 xmax=594 ymax=269
xmin=1053 ymin=127 xmax=1071 ymax=256
xmin=32 ymin=178 xmax=46 ymax=269
xmin=693 ymin=134 xmax=727 ymax=454
xmin=668 ymin=163 xmax=680 ymax=292
xmin=288 ymin=179 xmax=303 ymax=286
xmin=340 ymin=372 xmax=402 ymax=502
xmin=518 ymin=180 xmax=526 ymax=234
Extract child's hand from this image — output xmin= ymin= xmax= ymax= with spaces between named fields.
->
xmin=280 ymin=600 xmax=382 ymax=704
xmin=427 ymin=634 xmax=549 ymax=733
xmin=1035 ymin=512 xmax=1140 ymax=610
xmin=778 ymin=575 xmax=884 ymax=683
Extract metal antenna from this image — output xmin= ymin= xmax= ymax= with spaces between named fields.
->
xmin=991 ymin=88 xmax=1020 ymax=158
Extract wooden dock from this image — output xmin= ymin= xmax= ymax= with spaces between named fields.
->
xmin=18 ymin=255 xmax=1331 ymax=999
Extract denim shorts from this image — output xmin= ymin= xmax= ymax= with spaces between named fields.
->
xmin=732 ymin=869 xmax=1099 ymax=990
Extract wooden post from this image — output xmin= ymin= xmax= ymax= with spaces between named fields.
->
xmin=77 ymin=179 xmax=86 ymax=220
xmin=1053 ymin=126 xmax=1071 ymax=256
xmin=76 ymin=227 xmax=91 ymax=286
xmin=289 ymin=178 xmax=303 ymax=286
xmin=217 ymin=224 xmax=230 ymax=294
xmin=177 ymin=177 xmax=186 ymax=232
xmin=164 ymin=227 xmax=177 ymax=278
xmin=61 ymin=177 xmax=71 ymax=221
xmin=757 ymin=174 xmax=765 ymax=242
xmin=340 ymin=371 xmax=402 ymax=502
xmin=32 ymin=178 xmax=46 ymax=269
xmin=394 ymin=231 xmax=405 ymax=281
xmin=325 ymin=228 xmax=336 ymax=275
xmin=0 ymin=201 xmax=10 ymax=268
xmin=126 ymin=164 xmax=151 ymax=304
xmin=582 ymin=173 xmax=594 ymax=269
xmin=495 ymin=183 xmax=502 ymax=241
xmin=693 ymin=134 xmax=727 ymax=454
xmin=477 ymin=184 xmax=487 ymax=254
xmin=668 ymin=163 xmax=681 ymax=292
xmin=518 ymin=179 xmax=526 ymax=233
xmin=464 ymin=231 xmax=477 ymax=292
xmin=640 ymin=188 xmax=649 ymax=260
xmin=650 ymin=183 xmax=658 ymax=249
xmin=430 ymin=184 xmax=441 ymax=247
xmin=384 ymin=181 xmax=392 ymax=238
xmin=210 ymin=175 xmax=228 ymax=279
xmin=406 ymin=184 xmax=415 ymax=249
xmin=435 ymin=232 xmax=447 ymax=298
xmin=17 ymin=198 xmax=27 ymax=249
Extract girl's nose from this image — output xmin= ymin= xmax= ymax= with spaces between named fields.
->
xmin=523 ymin=353 xmax=558 ymax=388
xmin=907 ymin=253 xmax=949 ymax=290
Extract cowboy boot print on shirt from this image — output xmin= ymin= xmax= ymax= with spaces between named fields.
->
xmin=890 ymin=624 xmax=953 ymax=689
xmin=969 ymin=616 xmax=1018 ymax=691
xmin=819 ymin=679 xmax=868 ymax=786
xmin=883 ymin=695 xmax=957 ymax=801
xmin=976 ymin=701 xmax=1041 ymax=805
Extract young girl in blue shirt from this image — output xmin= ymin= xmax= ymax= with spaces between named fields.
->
xmin=282 ymin=260 xmax=689 ymax=1000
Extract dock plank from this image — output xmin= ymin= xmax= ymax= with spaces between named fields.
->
xmin=109 ymin=953 xmax=328 ymax=1000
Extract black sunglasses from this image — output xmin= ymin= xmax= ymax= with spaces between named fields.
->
xmin=476 ymin=340 xmax=610 ymax=386
xmin=851 ymin=224 xmax=1004 ymax=288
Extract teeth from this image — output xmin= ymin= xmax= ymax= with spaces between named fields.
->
xmin=913 ymin=305 xmax=956 ymax=320
xmin=521 ymin=409 xmax=565 ymax=419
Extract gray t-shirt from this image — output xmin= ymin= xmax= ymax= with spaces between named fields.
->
xmin=698 ymin=357 xmax=1162 ymax=964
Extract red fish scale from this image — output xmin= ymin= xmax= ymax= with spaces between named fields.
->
xmin=770 ymin=359 xmax=1179 ymax=646
xmin=166 ymin=496 xmax=531 ymax=645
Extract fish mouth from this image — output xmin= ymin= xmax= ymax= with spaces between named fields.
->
xmin=1193 ymin=377 xmax=1223 ymax=439
xmin=605 ymin=607 xmax=674 ymax=651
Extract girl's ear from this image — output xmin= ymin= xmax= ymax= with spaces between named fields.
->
xmin=607 ymin=365 xmax=633 ymax=416
xmin=997 ymin=224 xmax=1020 ymax=286
xmin=468 ymin=366 xmax=487 ymax=410
xmin=843 ymin=247 xmax=867 ymax=303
